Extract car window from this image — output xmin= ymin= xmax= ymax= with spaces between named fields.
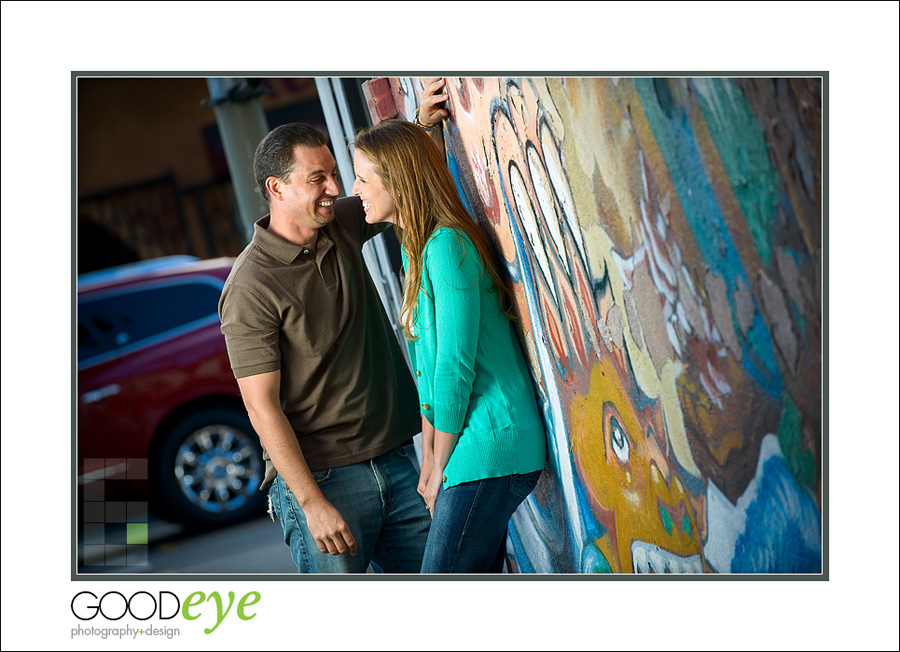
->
xmin=78 ymin=280 xmax=222 ymax=365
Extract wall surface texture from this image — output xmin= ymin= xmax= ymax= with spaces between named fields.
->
xmin=367 ymin=77 xmax=822 ymax=573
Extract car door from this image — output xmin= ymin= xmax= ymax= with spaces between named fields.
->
xmin=78 ymin=291 xmax=141 ymax=479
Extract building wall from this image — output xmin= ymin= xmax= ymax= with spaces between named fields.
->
xmin=76 ymin=76 xmax=325 ymax=272
xmin=369 ymin=76 xmax=822 ymax=573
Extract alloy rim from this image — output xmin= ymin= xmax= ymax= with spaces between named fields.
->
xmin=173 ymin=424 xmax=263 ymax=513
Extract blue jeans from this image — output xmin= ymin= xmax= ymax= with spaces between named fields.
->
xmin=268 ymin=446 xmax=430 ymax=573
xmin=421 ymin=470 xmax=542 ymax=573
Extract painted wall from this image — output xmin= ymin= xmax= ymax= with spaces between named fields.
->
xmin=366 ymin=77 xmax=822 ymax=574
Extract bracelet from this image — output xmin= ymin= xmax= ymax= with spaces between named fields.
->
xmin=415 ymin=107 xmax=439 ymax=132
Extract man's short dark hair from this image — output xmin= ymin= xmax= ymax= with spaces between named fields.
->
xmin=254 ymin=123 xmax=328 ymax=203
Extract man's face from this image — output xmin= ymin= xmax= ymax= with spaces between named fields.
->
xmin=277 ymin=145 xmax=341 ymax=229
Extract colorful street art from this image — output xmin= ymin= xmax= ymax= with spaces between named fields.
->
xmin=364 ymin=77 xmax=822 ymax=573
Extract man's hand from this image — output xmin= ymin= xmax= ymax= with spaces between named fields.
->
xmin=303 ymin=496 xmax=358 ymax=556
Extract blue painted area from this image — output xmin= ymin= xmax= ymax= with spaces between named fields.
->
xmin=781 ymin=246 xmax=807 ymax=338
xmin=572 ymin=462 xmax=606 ymax=543
xmin=730 ymin=455 xmax=822 ymax=573
xmin=446 ymin=142 xmax=476 ymax=218
xmin=581 ymin=542 xmax=612 ymax=573
xmin=632 ymin=79 xmax=783 ymax=398
xmin=691 ymin=78 xmax=780 ymax=267
xmin=507 ymin=519 xmax=536 ymax=573
xmin=792 ymin=301 xmax=806 ymax=340
xmin=742 ymin=319 xmax=783 ymax=396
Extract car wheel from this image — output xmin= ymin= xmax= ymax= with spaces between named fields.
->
xmin=154 ymin=408 xmax=266 ymax=526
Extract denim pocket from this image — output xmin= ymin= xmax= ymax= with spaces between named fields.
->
xmin=509 ymin=470 xmax=542 ymax=498
xmin=311 ymin=468 xmax=332 ymax=484
xmin=268 ymin=481 xmax=283 ymax=520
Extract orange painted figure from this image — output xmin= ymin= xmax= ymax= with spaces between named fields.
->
xmin=571 ymin=356 xmax=704 ymax=573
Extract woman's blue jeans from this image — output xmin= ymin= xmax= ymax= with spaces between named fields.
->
xmin=268 ymin=446 xmax=431 ymax=573
xmin=421 ymin=469 xmax=542 ymax=573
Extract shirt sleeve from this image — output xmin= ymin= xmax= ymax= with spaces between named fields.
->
xmin=406 ymin=338 xmax=425 ymax=415
xmin=336 ymin=196 xmax=392 ymax=244
xmin=218 ymin=281 xmax=282 ymax=379
xmin=426 ymin=231 xmax=482 ymax=433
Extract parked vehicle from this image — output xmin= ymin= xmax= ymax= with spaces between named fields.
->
xmin=77 ymin=256 xmax=266 ymax=526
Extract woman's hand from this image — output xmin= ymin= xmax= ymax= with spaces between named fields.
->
xmin=422 ymin=427 xmax=458 ymax=517
xmin=418 ymin=414 xmax=435 ymax=506
xmin=418 ymin=77 xmax=449 ymax=128
xmin=417 ymin=454 xmax=433 ymax=498
xmin=423 ymin=465 xmax=445 ymax=518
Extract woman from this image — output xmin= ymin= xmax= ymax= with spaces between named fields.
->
xmin=351 ymin=113 xmax=547 ymax=573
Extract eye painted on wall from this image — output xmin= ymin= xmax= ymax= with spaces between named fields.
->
xmin=608 ymin=415 xmax=630 ymax=464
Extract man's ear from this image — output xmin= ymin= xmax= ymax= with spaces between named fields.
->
xmin=266 ymin=176 xmax=283 ymax=201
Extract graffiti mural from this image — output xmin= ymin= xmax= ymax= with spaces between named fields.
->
xmin=364 ymin=76 xmax=822 ymax=573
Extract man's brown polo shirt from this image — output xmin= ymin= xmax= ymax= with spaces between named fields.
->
xmin=218 ymin=198 xmax=419 ymax=487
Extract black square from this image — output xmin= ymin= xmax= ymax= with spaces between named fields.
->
xmin=105 ymin=522 xmax=128 ymax=545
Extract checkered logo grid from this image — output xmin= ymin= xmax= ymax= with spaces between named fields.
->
xmin=81 ymin=458 xmax=149 ymax=567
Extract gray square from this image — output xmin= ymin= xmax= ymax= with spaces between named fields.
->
xmin=83 ymin=480 xmax=104 ymax=501
xmin=126 ymin=546 xmax=148 ymax=566
xmin=83 ymin=459 xmax=106 ymax=476
xmin=127 ymin=502 xmax=148 ymax=521
xmin=127 ymin=502 xmax=150 ymax=523
xmin=106 ymin=502 xmax=126 ymax=523
xmin=83 ymin=523 xmax=105 ymax=544
xmin=83 ymin=502 xmax=105 ymax=523
xmin=104 ymin=545 xmax=126 ymax=566
xmin=83 ymin=544 xmax=105 ymax=565
xmin=105 ymin=458 xmax=126 ymax=479
xmin=127 ymin=458 xmax=148 ymax=480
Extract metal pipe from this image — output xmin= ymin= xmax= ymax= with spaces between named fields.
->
xmin=205 ymin=78 xmax=270 ymax=242
xmin=315 ymin=77 xmax=408 ymax=360
xmin=328 ymin=78 xmax=407 ymax=352
xmin=314 ymin=77 xmax=354 ymax=195
xmin=331 ymin=77 xmax=358 ymax=156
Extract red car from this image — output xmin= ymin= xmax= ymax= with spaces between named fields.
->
xmin=77 ymin=256 xmax=266 ymax=526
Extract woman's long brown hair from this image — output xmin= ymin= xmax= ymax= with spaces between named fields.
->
xmin=353 ymin=119 xmax=515 ymax=340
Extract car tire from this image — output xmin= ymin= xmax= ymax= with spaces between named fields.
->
xmin=154 ymin=408 xmax=267 ymax=527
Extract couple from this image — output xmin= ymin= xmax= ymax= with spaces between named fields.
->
xmin=218 ymin=79 xmax=546 ymax=574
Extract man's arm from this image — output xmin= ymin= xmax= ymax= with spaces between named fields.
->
xmin=237 ymin=370 xmax=357 ymax=557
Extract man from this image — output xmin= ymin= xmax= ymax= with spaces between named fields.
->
xmin=218 ymin=123 xmax=429 ymax=573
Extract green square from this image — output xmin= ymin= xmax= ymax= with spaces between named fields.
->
xmin=126 ymin=523 xmax=148 ymax=545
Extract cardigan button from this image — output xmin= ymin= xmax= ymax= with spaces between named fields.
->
xmin=416 ymin=370 xmax=421 ymax=377
xmin=421 ymin=403 xmax=430 ymax=411
xmin=443 ymin=476 xmax=447 ymax=483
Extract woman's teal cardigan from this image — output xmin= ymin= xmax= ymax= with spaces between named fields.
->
xmin=402 ymin=227 xmax=547 ymax=489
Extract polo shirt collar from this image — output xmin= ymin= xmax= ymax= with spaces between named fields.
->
xmin=252 ymin=215 xmax=329 ymax=265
